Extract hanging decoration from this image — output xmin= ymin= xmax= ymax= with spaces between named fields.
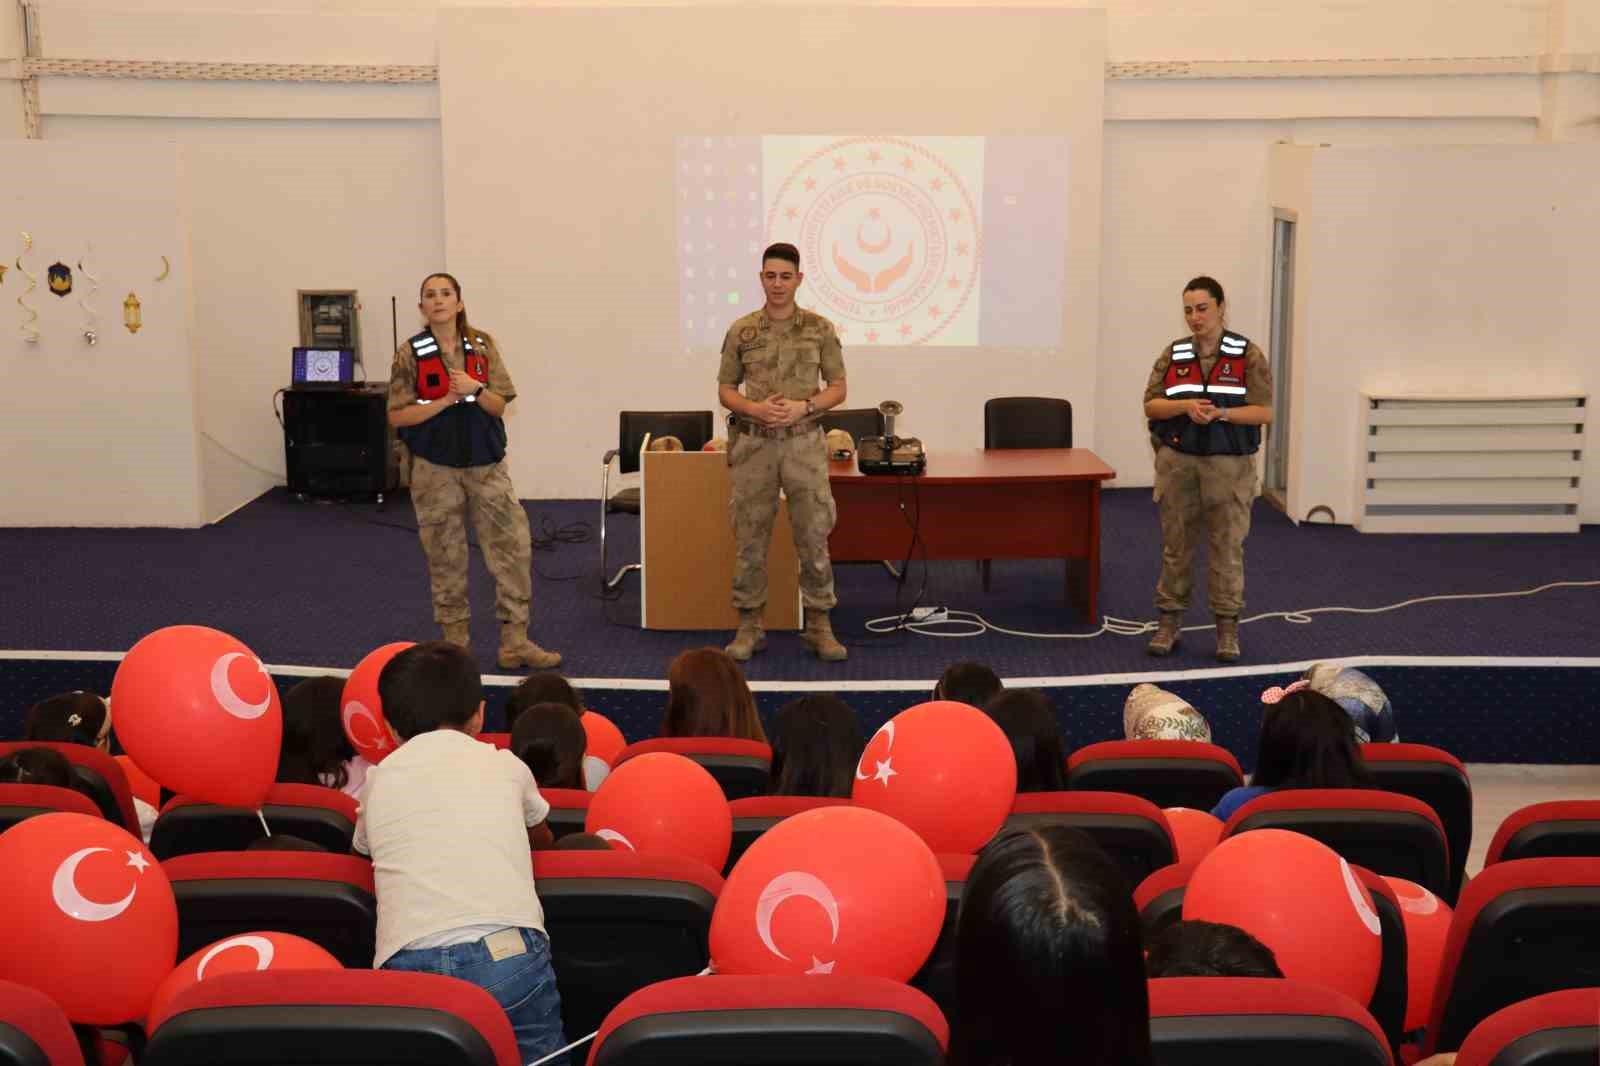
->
xmin=16 ymin=233 xmax=39 ymax=343
xmin=78 ymin=246 xmax=100 ymax=346
xmin=123 ymin=292 xmax=143 ymax=335
xmin=47 ymin=261 xmax=72 ymax=297
xmin=155 ymin=256 xmax=170 ymax=282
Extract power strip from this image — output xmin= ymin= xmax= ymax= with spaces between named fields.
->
xmin=908 ymin=606 xmax=949 ymax=623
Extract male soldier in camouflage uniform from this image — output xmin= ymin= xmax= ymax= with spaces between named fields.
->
xmin=388 ymin=272 xmax=559 ymax=670
xmin=1142 ymin=277 xmax=1273 ymax=662
xmin=717 ymin=243 xmax=849 ymax=662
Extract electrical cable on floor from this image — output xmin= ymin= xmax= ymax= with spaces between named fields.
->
xmin=864 ymin=579 xmax=1600 ymax=641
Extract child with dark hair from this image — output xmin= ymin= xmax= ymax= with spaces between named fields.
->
xmin=25 ymin=692 xmax=111 ymax=748
xmin=355 ymin=641 xmax=566 ymax=1064
xmin=0 ymin=746 xmax=75 ymax=789
xmin=277 ymin=676 xmax=368 ymax=796
xmin=767 ymin=694 xmax=864 ymax=798
xmin=505 ymin=673 xmax=583 ymax=732
xmin=949 ymin=825 xmax=1151 ymax=1066
xmin=1145 ymin=920 xmax=1284 ymax=978
xmin=510 ymin=702 xmax=586 ymax=791
xmin=984 ymin=689 xmax=1067 ymax=793
xmin=662 ymin=648 xmax=767 ymax=742
xmin=934 ymin=661 xmax=1003 ymax=708
xmin=1211 ymin=682 xmax=1376 ymax=821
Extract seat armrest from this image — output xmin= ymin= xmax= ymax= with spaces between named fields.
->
xmin=602 ymin=448 xmax=620 ymax=466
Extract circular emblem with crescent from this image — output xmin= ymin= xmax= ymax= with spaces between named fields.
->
xmin=767 ymin=136 xmax=979 ymax=345
xmin=312 ymin=353 xmax=335 ymax=376
xmin=342 ymin=700 xmax=392 ymax=752
xmin=738 ymin=326 xmax=757 ymax=342
xmin=211 ymin=653 xmax=272 ymax=720
xmin=1339 ymin=858 xmax=1383 ymax=935
xmin=52 ymin=846 xmax=146 ymax=922
xmin=197 ymin=935 xmax=277 ymax=979
xmin=755 ymin=871 xmax=841 ymax=970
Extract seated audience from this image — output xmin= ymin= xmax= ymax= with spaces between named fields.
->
xmin=935 ymin=660 xmax=1003 ymax=708
xmin=661 ymin=647 xmax=767 ymax=742
xmin=766 ymin=694 xmax=865 ymax=798
xmin=510 ymin=701 xmax=587 ymax=791
xmin=505 ymin=672 xmax=584 ymax=732
xmin=949 ymin=825 xmax=1151 ymax=1066
xmin=278 ymin=676 xmax=368 ymax=797
xmin=1145 ymin=920 xmax=1283 ymax=978
xmin=0 ymin=746 xmax=75 ymax=789
xmin=1300 ymin=662 xmax=1398 ymax=743
xmin=1211 ymin=682 xmax=1375 ymax=821
xmin=985 ymin=689 xmax=1067 ymax=793
xmin=1122 ymin=683 xmax=1212 ymax=742
xmin=26 ymin=690 xmax=158 ymax=841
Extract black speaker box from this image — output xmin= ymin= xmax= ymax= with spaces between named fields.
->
xmin=283 ymin=385 xmax=397 ymax=498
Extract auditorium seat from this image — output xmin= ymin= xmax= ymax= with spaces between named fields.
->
xmin=142 ymin=970 xmax=520 ymax=1066
xmin=0 ymin=742 xmax=140 ymax=835
xmin=475 ymin=731 xmax=512 ymax=750
xmin=1066 ymin=740 xmax=1244 ymax=811
xmin=589 ymin=975 xmax=948 ymax=1066
xmin=0 ymin=979 xmax=85 ymax=1066
xmin=531 ymin=849 xmax=722 ymax=1038
xmin=1454 ymin=988 xmax=1600 ymax=1066
xmin=1222 ymin=788 xmax=1451 ymax=900
xmin=151 ymin=783 xmax=358 ymax=858
xmin=163 ymin=851 xmax=377 ymax=968
xmin=541 ymin=787 xmax=593 ymax=839
xmin=1423 ymin=858 xmax=1600 ymax=1055
xmin=1004 ymin=791 xmax=1176 ymax=886
xmin=614 ymin=737 xmax=772 ymax=801
xmin=0 ymin=782 xmax=104 ymax=832
xmin=909 ymin=853 xmax=973 ymax=1019
xmin=726 ymin=795 xmax=852 ymax=873
xmin=1485 ymin=801 xmax=1600 ymax=866
xmin=1148 ymin=977 xmax=1393 ymax=1065
xmin=1134 ymin=862 xmax=1196 ymax=938
xmin=600 ymin=409 xmax=716 ymax=590
xmin=1362 ymin=742 xmax=1473 ymax=902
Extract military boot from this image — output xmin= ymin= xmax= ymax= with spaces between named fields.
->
xmin=801 ymin=608 xmax=848 ymax=662
xmin=441 ymin=621 xmax=471 ymax=649
xmin=497 ymin=622 xmax=562 ymax=670
xmin=1214 ymin=616 xmax=1241 ymax=663
xmin=724 ymin=608 xmax=767 ymax=662
xmin=1145 ymin=612 xmax=1184 ymax=657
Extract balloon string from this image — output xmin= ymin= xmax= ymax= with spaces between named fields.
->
xmin=256 ymin=809 xmax=272 ymax=837
xmin=527 ymin=1031 xmax=596 ymax=1066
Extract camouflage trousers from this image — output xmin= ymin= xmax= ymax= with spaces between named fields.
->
xmin=728 ymin=426 xmax=837 ymax=611
xmin=1152 ymin=447 xmax=1256 ymax=617
xmin=410 ymin=455 xmax=533 ymax=626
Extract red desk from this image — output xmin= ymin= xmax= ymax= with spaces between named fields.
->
xmin=828 ymin=449 xmax=1117 ymax=621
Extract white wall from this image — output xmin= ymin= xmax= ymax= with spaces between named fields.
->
xmin=0 ymin=140 xmax=204 ymax=525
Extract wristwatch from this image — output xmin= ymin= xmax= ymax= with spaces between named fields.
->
xmin=466 ymin=386 xmax=484 ymax=404
xmin=1216 ymin=408 xmax=1228 ymax=422
xmin=805 ymin=398 xmax=815 ymax=416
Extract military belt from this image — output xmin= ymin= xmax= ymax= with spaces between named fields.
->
xmin=738 ymin=420 xmax=821 ymax=440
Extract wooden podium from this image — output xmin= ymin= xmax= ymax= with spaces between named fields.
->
xmin=640 ymin=450 xmax=801 ymax=631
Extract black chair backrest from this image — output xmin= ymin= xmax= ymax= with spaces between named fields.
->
xmin=151 ymin=803 xmax=355 ymax=860
xmin=1230 ymin=801 xmax=1452 ymax=901
xmin=618 ymin=411 xmax=715 ymax=475
xmin=908 ymin=867 xmax=965 ymax=1019
xmin=1360 ymin=873 xmax=1410 ymax=1058
xmin=1003 ymin=809 xmax=1175 ymax=888
xmin=172 ymin=877 xmax=377 ymax=969
xmin=1067 ymin=758 xmax=1242 ymax=812
xmin=983 ymin=397 xmax=1072 ymax=449
xmin=1364 ymin=749 xmax=1472 ymax=903
xmin=818 ymin=407 xmax=886 ymax=445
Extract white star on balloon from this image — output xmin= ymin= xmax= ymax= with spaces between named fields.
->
xmin=125 ymin=851 xmax=150 ymax=874
xmin=806 ymin=956 xmax=836 ymax=975
xmin=872 ymin=758 xmax=897 ymax=785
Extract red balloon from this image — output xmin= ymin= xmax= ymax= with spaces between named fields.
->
xmin=0 ymin=813 xmax=176 ymax=1025
xmin=711 ymin=805 xmax=945 ymax=981
xmin=1184 ymin=829 xmax=1382 ymax=1004
xmin=1163 ymin=807 xmax=1224 ymax=866
xmin=340 ymin=642 xmax=413 ymax=765
xmin=115 ymin=754 xmax=162 ymax=810
xmin=581 ymin=710 xmax=626 ymax=765
xmin=850 ymin=701 xmax=1017 ymax=854
xmin=1383 ymin=875 xmax=1453 ymax=1032
xmin=111 ymin=625 xmax=283 ymax=809
xmin=586 ymin=753 xmax=732 ymax=871
xmin=147 ymin=931 xmax=341 ymax=1031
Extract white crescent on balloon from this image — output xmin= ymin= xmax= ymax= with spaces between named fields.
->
xmin=1340 ymin=858 xmax=1383 ymax=935
xmin=581 ymin=755 xmax=610 ymax=791
xmin=595 ymin=828 xmax=635 ymax=851
xmin=342 ymin=701 xmax=391 ymax=752
xmin=854 ymin=720 xmax=896 ymax=782
xmin=210 ymin=653 xmax=272 ymax=720
xmin=52 ymin=847 xmax=138 ymax=922
xmin=754 ymin=871 xmax=841 ymax=962
xmin=196 ymin=935 xmax=276 ymax=980
xmin=1392 ymin=882 xmax=1440 ymax=916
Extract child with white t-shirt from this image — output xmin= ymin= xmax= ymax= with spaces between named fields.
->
xmin=353 ymin=641 xmax=566 ymax=1065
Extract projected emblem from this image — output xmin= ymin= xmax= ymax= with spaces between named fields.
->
xmin=767 ymin=136 xmax=979 ymax=345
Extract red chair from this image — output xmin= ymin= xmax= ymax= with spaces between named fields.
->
xmin=614 ymin=738 xmax=772 ymax=801
xmin=1066 ymin=740 xmax=1245 ymax=811
xmin=532 ymin=849 xmax=722 ymax=1039
xmin=589 ymin=974 xmax=948 ymax=1066
xmin=909 ymin=854 xmax=974 ymax=1019
xmin=726 ymin=795 xmax=853 ymax=873
xmin=475 ymin=732 xmax=513 ymax=750
xmin=542 ymin=787 xmax=593 ymax=839
xmin=0 ymin=782 xmax=104 ymax=832
xmin=142 ymin=970 xmax=520 ymax=1066
xmin=163 ymin=851 xmax=376 ymax=968
xmin=1454 ymin=987 xmax=1600 ymax=1066
xmin=1486 ymin=801 xmax=1600 ymax=866
xmin=1149 ymin=977 xmax=1392 ymax=1065
xmin=1134 ymin=861 xmax=1197 ymax=938
xmin=1422 ymin=858 xmax=1600 ymax=1054
xmin=1222 ymin=788 xmax=1451 ymax=900
xmin=0 ymin=978 xmax=85 ymax=1066
xmin=151 ymin=783 xmax=358 ymax=858
xmin=1362 ymin=743 xmax=1473 ymax=902
xmin=0 ymin=742 xmax=139 ymax=835
xmin=1005 ymin=791 xmax=1176 ymax=886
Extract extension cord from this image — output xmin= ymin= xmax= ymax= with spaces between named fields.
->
xmin=908 ymin=606 xmax=949 ymax=623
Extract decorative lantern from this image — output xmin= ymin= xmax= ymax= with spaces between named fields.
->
xmin=123 ymin=292 xmax=142 ymax=334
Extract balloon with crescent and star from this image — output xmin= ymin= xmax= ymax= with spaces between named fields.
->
xmin=146 ymin=931 xmax=341 ymax=1032
xmin=340 ymin=642 xmax=413 ymax=764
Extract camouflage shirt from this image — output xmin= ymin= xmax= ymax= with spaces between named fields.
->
xmin=717 ymin=307 xmax=846 ymax=404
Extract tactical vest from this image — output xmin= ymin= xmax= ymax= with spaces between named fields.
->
xmin=399 ymin=328 xmax=506 ymax=468
xmin=1149 ymin=330 xmax=1261 ymax=456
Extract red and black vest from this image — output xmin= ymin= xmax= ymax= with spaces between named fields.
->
xmin=400 ymin=329 xmax=506 ymax=468
xmin=1149 ymin=330 xmax=1261 ymax=456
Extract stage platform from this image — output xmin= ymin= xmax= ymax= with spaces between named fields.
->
xmin=2 ymin=488 xmax=1597 ymax=767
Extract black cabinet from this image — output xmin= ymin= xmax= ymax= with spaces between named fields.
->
xmin=283 ymin=386 xmax=397 ymax=500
